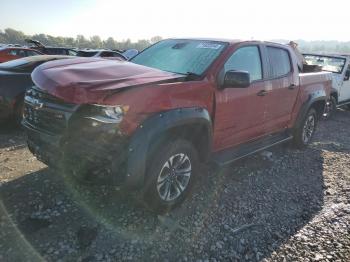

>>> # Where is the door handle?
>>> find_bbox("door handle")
[257,90,268,96]
[288,84,297,90]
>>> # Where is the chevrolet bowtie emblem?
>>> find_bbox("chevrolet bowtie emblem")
[32,98,44,110]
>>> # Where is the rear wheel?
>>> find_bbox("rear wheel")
[293,108,317,149]
[143,139,199,213]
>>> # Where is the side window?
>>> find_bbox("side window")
[17,50,26,57]
[345,64,350,81]
[26,50,40,56]
[267,47,291,78]
[224,46,262,81]
[68,50,77,56]
[8,50,18,56]
[113,52,123,58]
[100,52,113,57]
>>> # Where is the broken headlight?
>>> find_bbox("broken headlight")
[85,104,129,124]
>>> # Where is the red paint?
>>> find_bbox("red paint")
[0,47,43,63]
[31,40,331,152]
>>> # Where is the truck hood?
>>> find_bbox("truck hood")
[31,57,183,104]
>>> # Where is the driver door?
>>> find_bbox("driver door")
[213,45,268,151]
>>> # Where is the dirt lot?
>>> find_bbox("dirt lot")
[0,110,349,262]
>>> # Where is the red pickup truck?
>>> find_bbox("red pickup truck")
[22,39,331,212]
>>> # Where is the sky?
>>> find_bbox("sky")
[1,0,350,41]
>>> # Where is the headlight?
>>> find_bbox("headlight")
[86,105,129,124]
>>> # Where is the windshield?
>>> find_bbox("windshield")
[131,39,227,75]
[304,54,346,74]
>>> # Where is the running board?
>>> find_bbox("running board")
[212,132,293,166]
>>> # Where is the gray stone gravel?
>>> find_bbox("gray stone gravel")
[0,109,350,261]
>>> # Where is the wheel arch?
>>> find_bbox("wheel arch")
[125,107,212,188]
[294,91,327,130]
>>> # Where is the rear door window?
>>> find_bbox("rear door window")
[16,49,26,57]
[26,50,40,56]
[224,46,263,81]
[267,47,291,78]
[8,50,18,56]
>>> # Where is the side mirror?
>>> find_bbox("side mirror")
[222,70,250,88]
[344,69,350,81]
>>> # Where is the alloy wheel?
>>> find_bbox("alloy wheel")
[157,153,192,202]
[302,114,315,144]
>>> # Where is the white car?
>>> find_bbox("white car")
[304,53,350,114]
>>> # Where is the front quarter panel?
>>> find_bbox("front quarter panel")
[102,80,215,188]
[102,80,214,135]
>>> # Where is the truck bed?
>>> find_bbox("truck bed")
[299,71,332,86]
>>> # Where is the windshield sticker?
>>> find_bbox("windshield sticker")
[196,43,222,49]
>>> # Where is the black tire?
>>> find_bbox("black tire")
[143,139,199,213]
[293,108,318,149]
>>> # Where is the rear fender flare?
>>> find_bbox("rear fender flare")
[294,90,326,130]
[125,107,212,188]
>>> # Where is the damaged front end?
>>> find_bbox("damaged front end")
[22,86,131,186]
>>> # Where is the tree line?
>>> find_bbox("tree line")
[2,28,350,53]
[0,28,162,51]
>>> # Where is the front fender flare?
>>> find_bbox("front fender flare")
[124,107,212,188]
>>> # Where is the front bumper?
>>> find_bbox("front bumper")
[23,118,131,186]
[24,121,62,166]
[22,87,138,187]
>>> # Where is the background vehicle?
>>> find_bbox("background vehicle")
[23,39,331,213]
[304,53,350,113]
[0,55,72,121]
[121,48,139,60]
[25,39,78,56]
[76,49,127,60]
[0,46,43,63]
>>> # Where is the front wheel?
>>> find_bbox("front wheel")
[293,108,318,149]
[143,139,199,213]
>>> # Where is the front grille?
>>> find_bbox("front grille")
[23,87,77,134]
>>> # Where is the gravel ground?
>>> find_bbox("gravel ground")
[0,110,349,262]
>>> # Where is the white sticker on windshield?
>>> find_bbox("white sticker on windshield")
[196,43,222,49]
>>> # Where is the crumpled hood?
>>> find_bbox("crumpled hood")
[31,57,183,104]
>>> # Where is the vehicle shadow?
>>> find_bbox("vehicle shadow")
[1,111,349,261]
[0,147,330,261]
[0,120,25,150]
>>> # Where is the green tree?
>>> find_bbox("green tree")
[104,37,116,50]
[76,35,89,48]
[4,28,26,44]
[90,35,102,49]
[150,36,162,44]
